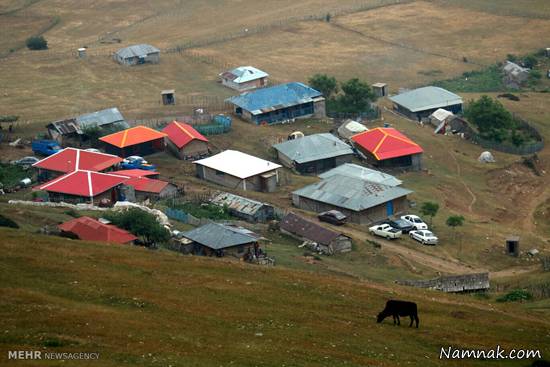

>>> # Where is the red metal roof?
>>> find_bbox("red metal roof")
[351,127,423,160]
[162,121,208,149]
[58,216,137,244]
[99,125,167,148]
[124,176,169,193]
[32,148,123,173]
[36,170,129,197]
[113,169,159,178]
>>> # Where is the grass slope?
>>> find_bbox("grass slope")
[1,228,549,366]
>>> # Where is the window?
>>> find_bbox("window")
[215,170,225,176]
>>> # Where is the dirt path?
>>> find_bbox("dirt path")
[448,149,477,213]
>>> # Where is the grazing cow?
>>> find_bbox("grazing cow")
[377,300,419,328]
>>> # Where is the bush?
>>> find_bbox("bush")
[26,36,48,50]
[0,214,19,229]
[64,209,81,218]
[496,289,533,302]
[103,208,170,245]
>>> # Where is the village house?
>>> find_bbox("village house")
[99,125,167,157]
[272,133,354,175]
[120,176,178,202]
[389,86,463,121]
[280,212,352,254]
[319,163,403,187]
[292,173,412,224]
[351,127,423,170]
[226,82,325,125]
[181,222,263,259]
[58,216,137,245]
[32,148,123,181]
[113,169,159,179]
[503,61,530,89]
[220,66,268,91]
[35,170,130,205]
[337,119,368,141]
[114,44,160,65]
[162,120,209,160]
[46,107,129,145]
[194,150,281,192]
[210,192,275,223]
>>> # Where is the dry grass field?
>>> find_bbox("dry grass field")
[1,228,549,367]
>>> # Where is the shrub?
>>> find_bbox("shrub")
[0,214,19,229]
[64,209,81,218]
[26,36,48,50]
[103,208,170,245]
[496,289,533,302]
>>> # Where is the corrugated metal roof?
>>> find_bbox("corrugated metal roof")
[430,108,454,122]
[222,66,268,83]
[319,163,402,187]
[58,216,137,244]
[226,82,323,115]
[76,107,127,130]
[273,133,353,164]
[351,127,423,161]
[337,120,368,140]
[182,223,259,250]
[293,174,412,212]
[280,212,345,246]
[115,44,160,59]
[389,86,462,112]
[210,192,271,216]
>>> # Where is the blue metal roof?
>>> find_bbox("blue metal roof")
[226,82,323,115]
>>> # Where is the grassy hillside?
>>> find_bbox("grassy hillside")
[0,228,549,367]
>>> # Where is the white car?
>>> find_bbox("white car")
[409,230,438,245]
[400,214,428,230]
[85,148,101,153]
[369,223,402,239]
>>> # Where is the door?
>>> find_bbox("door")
[386,201,394,216]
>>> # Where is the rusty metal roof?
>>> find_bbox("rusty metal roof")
[210,192,272,216]
[280,212,346,246]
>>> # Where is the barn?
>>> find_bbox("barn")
[32,148,123,181]
[292,173,412,224]
[99,125,167,157]
[389,86,463,121]
[114,44,160,65]
[194,150,281,192]
[272,133,353,175]
[280,212,352,254]
[351,127,423,170]
[58,216,137,245]
[181,222,263,259]
[35,170,129,205]
[162,120,209,160]
[220,66,268,91]
[210,192,275,223]
[46,107,128,145]
[226,82,325,125]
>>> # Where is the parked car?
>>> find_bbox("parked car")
[369,223,402,239]
[385,219,415,234]
[120,156,156,171]
[400,214,428,230]
[85,148,101,153]
[10,156,39,168]
[409,230,438,245]
[318,210,347,225]
[31,140,61,156]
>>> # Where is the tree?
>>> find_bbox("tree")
[308,74,338,99]
[26,36,48,50]
[464,95,518,143]
[336,78,377,113]
[446,215,465,239]
[419,202,439,226]
[523,55,537,69]
[103,208,170,245]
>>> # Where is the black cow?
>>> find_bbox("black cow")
[377,300,419,328]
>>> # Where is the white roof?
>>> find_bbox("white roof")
[224,66,268,83]
[430,108,454,122]
[194,150,281,179]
